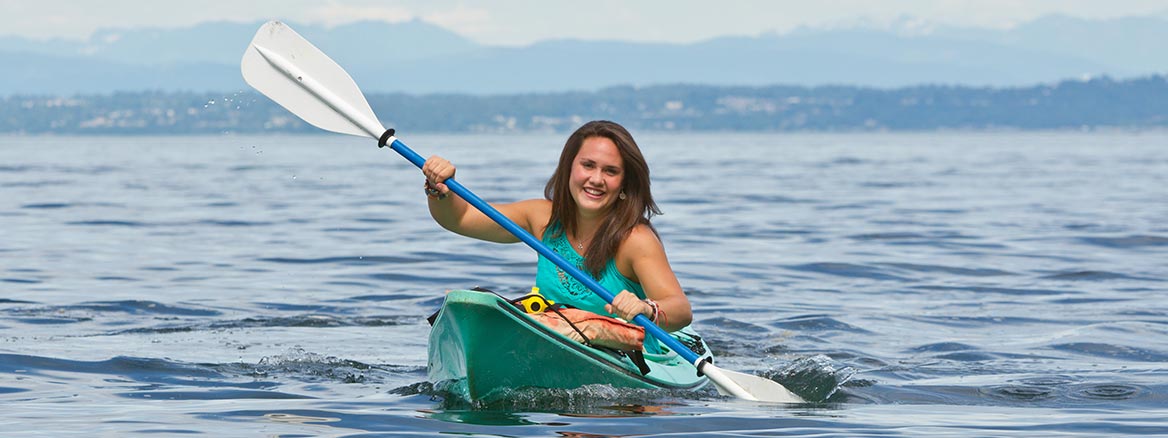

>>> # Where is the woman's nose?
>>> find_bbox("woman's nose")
[592,175,608,186]
[586,169,602,183]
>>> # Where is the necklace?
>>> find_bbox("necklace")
[574,233,591,251]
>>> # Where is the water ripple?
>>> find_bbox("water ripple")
[102,315,418,336]
[1016,375,1082,386]
[1040,270,1154,281]
[73,301,222,316]
[696,316,770,332]
[1068,384,1142,401]
[1079,235,1168,249]
[2,278,42,284]
[984,384,1057,402]
[907,342,979,353]
[912,285,1069,296]
[2,301,220,324]
[66,220,147,227]
[772,315,872,333]
[1049,342,1168,362]
[21,203,72,209]
[879,263,1016,277]
[258,255,425,265]
[117,389,313,400]
[787,263,913,281]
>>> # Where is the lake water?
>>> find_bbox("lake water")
[2,132,1166,436]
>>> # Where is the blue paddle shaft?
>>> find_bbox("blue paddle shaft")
[388,138,702,365]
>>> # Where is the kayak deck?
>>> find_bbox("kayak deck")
[427,289,710,400]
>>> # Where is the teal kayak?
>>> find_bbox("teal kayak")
[428,289,711,400]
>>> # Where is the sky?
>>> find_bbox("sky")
[3,0,1167,45]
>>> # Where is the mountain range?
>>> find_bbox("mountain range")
[2,15,1166,96]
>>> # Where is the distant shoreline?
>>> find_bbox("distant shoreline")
[4,75,1165,134]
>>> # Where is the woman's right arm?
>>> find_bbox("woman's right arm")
[422,155,547,243]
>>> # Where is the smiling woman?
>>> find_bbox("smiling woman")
[421,120,691,333]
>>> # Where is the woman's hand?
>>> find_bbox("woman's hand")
[605,290,654,322]
[422,155,455,196]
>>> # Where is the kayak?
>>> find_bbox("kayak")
[427,289,711,400]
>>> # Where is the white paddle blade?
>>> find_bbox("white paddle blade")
[702,363,804,403]
[241,21,383,138]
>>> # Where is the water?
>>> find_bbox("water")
[2,132,1167,436]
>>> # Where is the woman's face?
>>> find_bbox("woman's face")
[569,136,625,218]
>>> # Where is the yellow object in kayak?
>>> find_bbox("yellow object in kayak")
[514,287,554,314]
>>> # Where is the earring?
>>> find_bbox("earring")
[619,191,627,200]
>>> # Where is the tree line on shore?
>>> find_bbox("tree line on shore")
[2,75,1165,135]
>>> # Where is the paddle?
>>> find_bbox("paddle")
[241,20,803,403]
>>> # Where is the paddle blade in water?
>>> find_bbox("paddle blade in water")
[241,21,383,138]
[703,363,804,403]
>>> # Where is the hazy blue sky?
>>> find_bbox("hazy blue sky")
[3,0,1166,45]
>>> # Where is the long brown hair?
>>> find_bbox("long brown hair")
[544,120,662,277]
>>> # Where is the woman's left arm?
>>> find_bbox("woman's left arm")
[610,225,693,331]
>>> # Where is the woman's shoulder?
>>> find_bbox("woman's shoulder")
[509,198,552,234]
[517,198,552,221]
[614,222,665,281]
[620,223,664,255]
[512,198,552,211]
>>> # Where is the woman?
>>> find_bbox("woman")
[421,120,692,336]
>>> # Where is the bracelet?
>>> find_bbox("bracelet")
[424,180,448,200]
[644,298,660,323]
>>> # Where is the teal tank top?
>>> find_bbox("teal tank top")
[534,222,646,315]
[535,222,670,352]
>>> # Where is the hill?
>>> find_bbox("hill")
[0,16,1166,95]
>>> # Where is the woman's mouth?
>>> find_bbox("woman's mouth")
[582,187,605,199]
